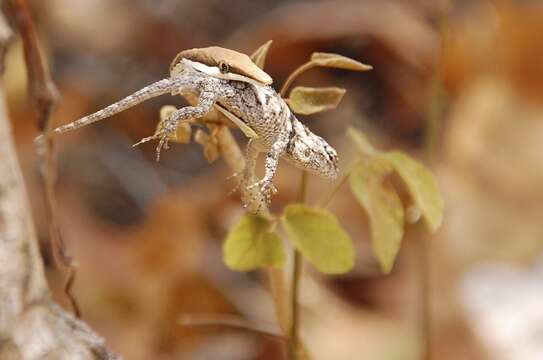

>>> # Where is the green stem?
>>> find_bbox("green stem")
[318,160,357,208]
[288,171,308,359]
[418,7,449,359]
[288,250,302,359]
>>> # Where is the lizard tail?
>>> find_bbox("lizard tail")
[52,78,175,134]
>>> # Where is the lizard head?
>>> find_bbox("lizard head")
[287,121,339,179]
[170,46,273,86]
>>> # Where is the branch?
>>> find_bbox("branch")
[0,6,120,360]
[5,0,80,317]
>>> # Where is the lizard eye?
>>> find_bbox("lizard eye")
[218,61,230,74]
[304,149,312,158]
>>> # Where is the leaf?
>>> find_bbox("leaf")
[281,204,354,274]
[194,129,220,163]
[311,52,372,72]
[349,159,404,273]
[287,86,346,115]
[223,214,286,271]
[250,40,273,69]
[347,127,377,156]
[381,152,444,232]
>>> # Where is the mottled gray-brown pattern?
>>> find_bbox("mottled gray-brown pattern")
[49,52,339,209]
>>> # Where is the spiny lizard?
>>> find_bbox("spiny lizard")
[47,46,339,207]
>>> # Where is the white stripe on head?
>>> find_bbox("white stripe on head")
[184,59,268,87]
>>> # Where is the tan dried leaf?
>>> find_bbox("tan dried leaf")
[287,86,346,115]
[250,40,273,69]
[311,52,372,71]
[195,129,220,163]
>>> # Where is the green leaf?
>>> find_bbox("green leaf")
[287,86,346,115]
[311,52,372,72]
[250,40,273,69]
[381,152,444,232]
[281,204,354,274]
[349,159,404,273]
[223,214,286,271]
[347,127,377,156]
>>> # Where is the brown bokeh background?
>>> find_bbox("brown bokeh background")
[5,0,543,359]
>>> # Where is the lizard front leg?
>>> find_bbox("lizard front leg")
[155,89,218,160]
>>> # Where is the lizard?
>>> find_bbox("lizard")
[46,46,339,207]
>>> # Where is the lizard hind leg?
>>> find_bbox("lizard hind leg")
[245,140,286,208]
[241,140,285,211]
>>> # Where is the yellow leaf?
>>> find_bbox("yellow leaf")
[223,214,286,271]
[287,86,346,115]
[347,127,377,156]
[194,128,209,145]
[311,52,372,72]
[250,40,273,69]
[203,142,220,163]
[194,129,220,163]
[381,152,444,232]
[350,159,404,273]
[281,204,354,274]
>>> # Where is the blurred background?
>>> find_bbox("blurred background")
[4,0,543,359]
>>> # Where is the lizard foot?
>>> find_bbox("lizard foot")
[132,121,178,162]
[247,179,277,205]
[227,172,243,196]
[156,121,179,161]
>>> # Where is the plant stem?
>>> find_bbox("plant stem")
[280,62,315,97]
[318,160,357,208]
[288,171,308,359]
[416,231,431,360]
[418,6,448,359]
[288,250,302,359]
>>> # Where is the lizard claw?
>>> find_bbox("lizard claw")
[247,179,276,205]
[226,172,243,196]
[133,120,178,162]
[226,172,241,181]
[132,135,157,148]
[154,121,177,161]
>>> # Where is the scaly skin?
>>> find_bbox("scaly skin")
[50,59,339,209]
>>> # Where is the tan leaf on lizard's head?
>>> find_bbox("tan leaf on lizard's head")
[170,46,273,85]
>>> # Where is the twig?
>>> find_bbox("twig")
[213,120,290,338]
[318,160,357,208]
[5,0,80,317]
[5,0,58,129]
[280,62,315,97]
[287,171,308,360]
[279,57,319,360]
[0,7,13,74]
[418,4,449,359]
[0,10,119,357]
[288,250,302,359]
[179,313,284,341]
